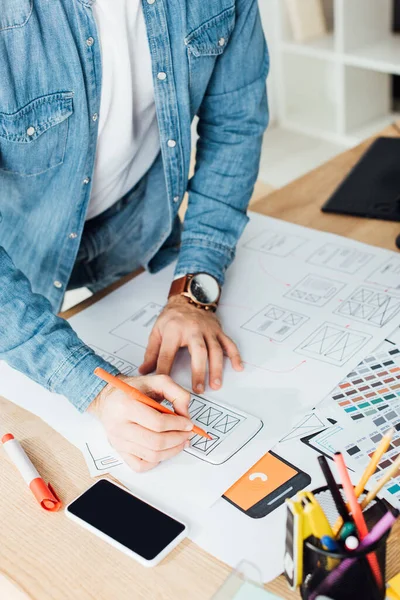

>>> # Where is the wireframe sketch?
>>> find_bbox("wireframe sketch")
[285,275,345,307]
[241,303,309,342]
[279,412,326,443]
[366,257,400,290]
[110,302,163,348]
[89,344,137,375]
[185,395,263,465]
[85,442,123,472]
[307,243,372,274]
[295,322,372,366]
[334,286,400,328]
[244,229,306,257]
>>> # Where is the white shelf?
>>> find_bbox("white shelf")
[344,36,400,75]
[274,0,400,147]
[346,113,400,145]
[281,34,335,60]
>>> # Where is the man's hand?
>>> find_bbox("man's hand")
[139,296,243,393]
[88,374,192,473]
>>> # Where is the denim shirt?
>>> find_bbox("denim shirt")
[0,0,269,411]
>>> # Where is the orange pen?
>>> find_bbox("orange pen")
[94,367,212,440]
[333,452,383,589]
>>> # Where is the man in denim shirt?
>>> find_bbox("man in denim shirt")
[0,0,268,471]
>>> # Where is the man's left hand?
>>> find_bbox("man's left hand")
[139,296,243,393]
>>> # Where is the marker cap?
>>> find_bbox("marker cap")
[29,478,62,512]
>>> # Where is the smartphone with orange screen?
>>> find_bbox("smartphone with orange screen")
[223,451,311,518]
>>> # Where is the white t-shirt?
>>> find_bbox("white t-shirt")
[87,0,160,220]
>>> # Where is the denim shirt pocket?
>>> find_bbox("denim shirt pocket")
[185,6,235,57]
[185,6,235,114]
[0,92,73,176]
[0,0,32,31]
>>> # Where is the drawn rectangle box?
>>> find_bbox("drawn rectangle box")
[89,344,137,376]
[241,304,308,342]
[285,274,345,307]
[366,257,400,291]
[307,243,372,274]
[295,322,372,366]
[244,229,306,257]
[334,286,400,328]
[110,302,163,348]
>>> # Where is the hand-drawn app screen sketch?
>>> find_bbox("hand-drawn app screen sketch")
[285,275,345,307]
[244,230,306,257]
[110,303,163,349]
[334,287,400,328]
[307,243,372,274]
[185,395,263,465]
[241,304,309,342]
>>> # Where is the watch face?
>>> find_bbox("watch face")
[189,273,220,305]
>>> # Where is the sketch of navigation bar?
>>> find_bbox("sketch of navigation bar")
[244,229,306,257]
[295,322,372,366]
[241,304,308,342]
[285,275,345,307]
[110,302,163,348]
[366,257,400,290]
[334,286,400,328]
[89,344,138,376]
[307,243,372,274]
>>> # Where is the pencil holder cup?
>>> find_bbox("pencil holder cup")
[299,485,391,600]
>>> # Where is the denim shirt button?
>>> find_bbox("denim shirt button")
[218,38,226,47]
[167,139,176,148]
[173,196,180,203]
[53,280,62,289]
[157,72,167,81]
[147,0,156,4]
[86,37,94,47]
[92,113,98,122]
[27,126,35,136]
[69,232,78,239]
[83,177,90,185]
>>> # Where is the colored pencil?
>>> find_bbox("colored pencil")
[361,454,400,510]
[333,452,383,589]
[332,428,394,535]
[94,368,211,440]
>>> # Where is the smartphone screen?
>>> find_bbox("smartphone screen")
[223,451,311,517]
[67,480,186,561]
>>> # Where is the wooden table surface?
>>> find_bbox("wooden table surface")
[2,124,400,600]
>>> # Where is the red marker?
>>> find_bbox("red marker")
[2,434,61,512]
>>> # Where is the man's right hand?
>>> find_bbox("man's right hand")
[87,374,193,473]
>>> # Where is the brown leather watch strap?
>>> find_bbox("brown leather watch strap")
[168,275,190,299]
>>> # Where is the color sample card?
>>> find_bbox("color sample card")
[318,403,400,508]
[320,340,400,422]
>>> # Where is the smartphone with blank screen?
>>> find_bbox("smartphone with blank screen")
[65,479,187,567]
[222,451,311,518]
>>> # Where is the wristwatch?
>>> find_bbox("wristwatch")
[168,273,221,311]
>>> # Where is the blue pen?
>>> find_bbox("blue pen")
[321,535,339,552]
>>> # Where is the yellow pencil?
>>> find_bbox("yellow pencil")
[332,428,394,536]
[361,454,400,510]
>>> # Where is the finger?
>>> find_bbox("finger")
[143,374,191,419]
[218,333,243,371]
[156,335,181,376]
[118,451,157,473]
[112,421,192,450]
[206,336,224,390]
[123,395,193,432]
[117,438,189,464]
[139,328,162,374]
[188,335,208,394]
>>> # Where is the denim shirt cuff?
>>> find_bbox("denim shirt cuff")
[48,345,120,413]
[174,238,235,285]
